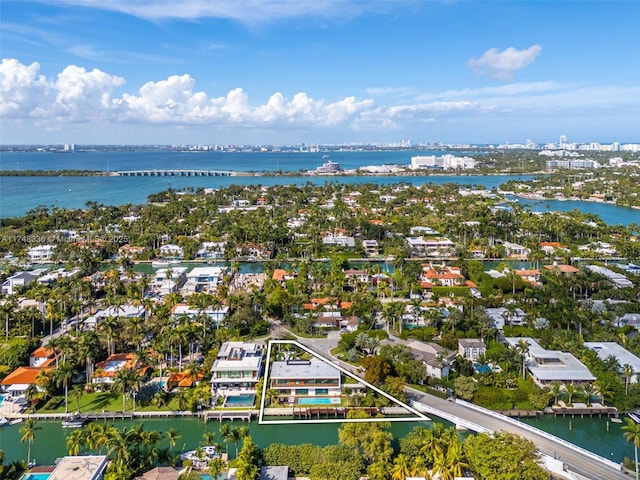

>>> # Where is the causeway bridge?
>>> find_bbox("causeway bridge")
[291,335,626,480]
[112,169,234,177]
[407,388,625,480]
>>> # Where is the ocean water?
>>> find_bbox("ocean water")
[0,150,636,225]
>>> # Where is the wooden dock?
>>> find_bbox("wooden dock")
[550,405,618,418]
[499,409,542,418]
[203,410,254,423]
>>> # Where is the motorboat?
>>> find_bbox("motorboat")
[62,413,89,428]
[0,417,9,427]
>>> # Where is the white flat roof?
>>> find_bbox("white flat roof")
[585,342,640,373]
[270,360,340,379]
[213,356,262,371]
[48,455,108,480]
[506,337,595,382]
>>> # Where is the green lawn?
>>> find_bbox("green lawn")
[37,392,187,414]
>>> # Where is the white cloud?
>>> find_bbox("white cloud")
[2,58,639,142]
[0,58,49,117]
[48,0,371,23]
[468,45,542,80]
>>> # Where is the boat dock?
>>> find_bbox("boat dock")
[203,410,254,423]
[112,169,234,177]
[499,409,543,418]
[549,404,618,418]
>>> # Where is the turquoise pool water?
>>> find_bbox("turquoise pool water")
[298,397,341,405]
[474,363,492,374]
[0,395,5,404]
[223,394,255,407]
[20,474,51,480]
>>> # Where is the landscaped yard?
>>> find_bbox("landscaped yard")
[37,391,187,414]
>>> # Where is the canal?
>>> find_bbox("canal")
[0,414,633,467]
[0,417,432,465]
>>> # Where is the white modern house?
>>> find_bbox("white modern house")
[210,342,263,394]
[27,244,56,262]
[269,359,342,402]
[171,303,230,327]
[506,337,596,387]
[585,342,640,383]
[183,266,228,293]
[152,267,187,295]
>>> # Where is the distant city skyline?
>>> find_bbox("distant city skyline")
[1,1,639,145]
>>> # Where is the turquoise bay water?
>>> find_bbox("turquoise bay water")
[0,417,431,465]
[520,415,633,463]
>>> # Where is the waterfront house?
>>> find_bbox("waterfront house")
[505,337,595,387]
[584,342,640,383]
[420,263,465,287]
[0,366,50,396]
[151,267,187,295]
[92,353,150,385]
[322,233,356,248]
[210,341,263,394]
[269,359,341,402]
[514,269,542,286]
[1,271,39,295]
[48,455,108,480]
[272,268,297,285]
[500,241,530,258]
[405,236,456,258]
[183,266,228,293]
[27,244,55,262]
[260,466,289,480]
[458,339,487,361]
[135,467,181,480]
[361,239,379,256]
[195,241,226,259]
[585,265,633,288]
[118,244,147,259]
[159,244,184,258]
[616,313,640,330]
[165,370,205,390]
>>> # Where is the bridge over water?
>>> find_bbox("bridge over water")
[112,169,234,177]
[407,388,624,480]
[294,336,625,480]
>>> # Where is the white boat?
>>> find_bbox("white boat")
[180,445,219,469]
[0,417,9,427]
[151,259,181,268]
[62,413,89,428]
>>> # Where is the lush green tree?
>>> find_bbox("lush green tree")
[454,376,478,401]
[623,418,640,480]
[464,432,548,480]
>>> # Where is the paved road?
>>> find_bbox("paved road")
[408,388,627,480]
[269,324,627,480]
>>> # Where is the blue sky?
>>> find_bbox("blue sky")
[1,0,639,145]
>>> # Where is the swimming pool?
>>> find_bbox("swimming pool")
[223,394,255,408]
[297,397,341,405]
[20,474,51,480]
[474,363,492,374]
[0,394,4,405]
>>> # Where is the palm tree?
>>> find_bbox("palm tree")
[166,428,181,456]
[66,428,86,455]
[581,384,596,407]
[516,338,530,379]
[390,453,411,480]
[219,422,231,455]
[623,418,640,480]
[623,364,635,395]
[111,368,139,412]
[550,382,563,406]
[54,360,77,414]
[228,427,242,459]
[202,431,216,447]
[564,384,577,406]
[20,418,39,465]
